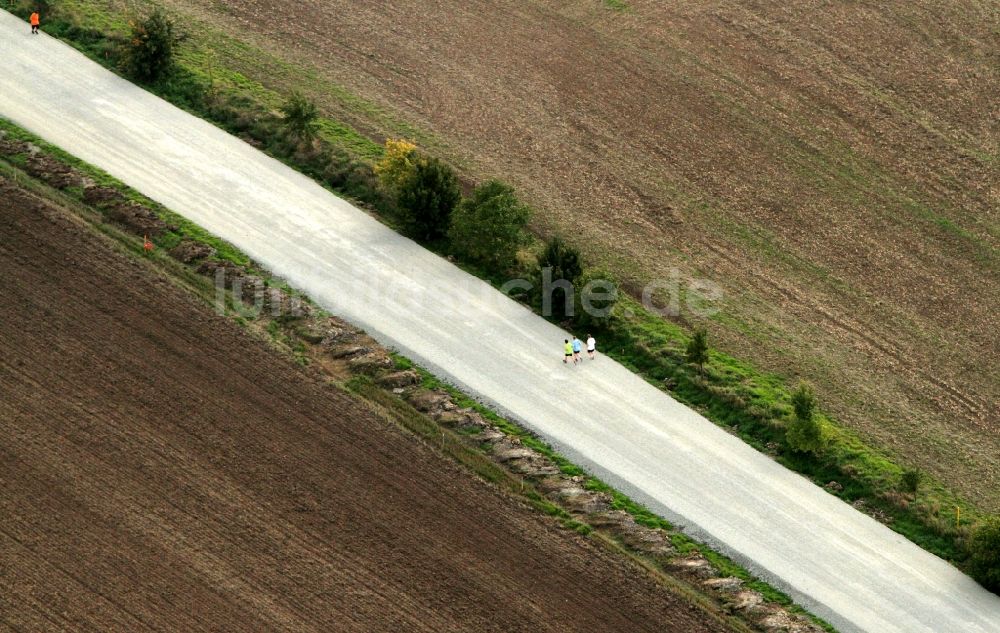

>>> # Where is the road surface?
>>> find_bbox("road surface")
[1,10,998,633]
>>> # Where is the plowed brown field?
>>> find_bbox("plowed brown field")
[153,0,999,509]
[0,180,733,633]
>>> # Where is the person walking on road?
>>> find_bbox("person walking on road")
[586,334,597,360]
[563,339,573,364]
[571,336,583,364]
[30,11,40,35]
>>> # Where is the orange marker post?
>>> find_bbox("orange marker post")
[143,234,154,253]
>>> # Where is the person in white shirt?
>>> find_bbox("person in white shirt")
[586,334,597,360]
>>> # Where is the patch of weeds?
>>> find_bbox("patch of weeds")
[391,353,414,371]
[266,319,281,338]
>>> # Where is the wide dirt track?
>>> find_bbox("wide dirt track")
[152,0,1000,509]
[0,181,730,633]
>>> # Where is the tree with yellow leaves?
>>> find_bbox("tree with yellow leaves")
[374,139,418,193]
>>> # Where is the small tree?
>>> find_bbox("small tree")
[449,180,531,272]
[374,139,418,193]
[791,382,816,422]
[786,382,825,454]
[685,328,709,371]
[538,237,583,285]
[535,237,583,320]
[901,468,923,495]
[575,268,619,328]
[967,518,1000,593]
[397,157,461,242]
[280,92,319,142]
[120,9,183,83]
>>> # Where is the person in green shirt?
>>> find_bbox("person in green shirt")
[563,339,573,364]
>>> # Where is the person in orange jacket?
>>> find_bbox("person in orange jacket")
[30,11,40,35]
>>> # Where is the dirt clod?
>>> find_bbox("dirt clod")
[407,390,451,413]
[347,352,393,375]
[24,154,80,189]
[82,185,125,207]
[668,555,717,579]
[107,201,172,236]
[169,240,216,263]
[732,591,765,612]
[702,577,744,593]
[0,138,31,156]
[328,344,368,359]
[377,370,421,389]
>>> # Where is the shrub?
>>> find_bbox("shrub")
[120,9,183,83]
[397,157,461,241]
[791,381,816,422]
[16,0,53,17]
[901,468,923,494]
[280,92,319,142]
[449,180,531,272]
[967,518,1000,593]
[538,236,583,284]
[786,382,825,454]
[574,268,619,328]
[374,139,418,193]
[535,236,583,320]
[32,0,53,14]
[685,328,709,371]
[323,151,381,202]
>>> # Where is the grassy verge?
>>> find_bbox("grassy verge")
[8,0,993,591]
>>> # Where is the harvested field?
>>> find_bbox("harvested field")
[0,180,733,633]
[149,0,1000,509]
